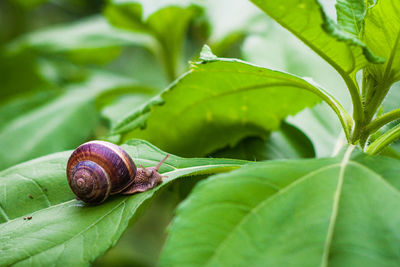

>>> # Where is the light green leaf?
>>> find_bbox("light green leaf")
[325,0,383,63]
[0,139,245,266]
[250,0,378,77]
[112,55,351,157]
[7,15,155,65]
[7,15,152,50]
[383,83,400,112]
[98,86,155,128]
[249,0,383,124]
[212,122,315,160]
[381,140,400,160]
[0,90,60,130]
[161,147,400,266]
[364,0,400,86]
[104,1,205,80]
[288,103,346,157]
[199,45,217,61]
[0,72,135,170]
[367,123,400,155]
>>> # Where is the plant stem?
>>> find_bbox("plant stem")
[299,81,353,142]
[366,124,400,155]
[365,109,400,134]
[364,82,391,123]
[343,75,364,143]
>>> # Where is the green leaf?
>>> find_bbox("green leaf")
[212,122,315,160]
[383,83,400,112]
[364,0,400,86]
[367,123,400,155]
[98,86,155,128]
[10,0,48,9]
[0,50,50,102]
[381,140,400,160]
[0,72,134,170]
[325,0,383,63]
[0,139,245,266]
[249,0,381,125]
[104,1,205,80]
[199,45,217,61]
[7,15,155,65]
[288,103,346,157]
[0,90,60,130]
[250,0,378,77]
[112,55,351,157]
[161,146,400,266]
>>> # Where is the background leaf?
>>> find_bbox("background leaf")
[0,72,135,170]
[0,139,245,266]
[212,122,315,160]
[105,1,206,81]
[7,15,156,65]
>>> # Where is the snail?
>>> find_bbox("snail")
[66,140,169,204]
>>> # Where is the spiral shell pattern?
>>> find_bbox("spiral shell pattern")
[66,141,137,204]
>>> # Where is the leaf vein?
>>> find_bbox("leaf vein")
[8,199,126,265]
[204,163,341,265]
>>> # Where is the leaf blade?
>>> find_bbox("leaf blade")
[0,139,245,266]
[112,55,351,156]
[160,150,400,266]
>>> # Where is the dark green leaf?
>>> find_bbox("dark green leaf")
[212,122,315,160]
[0,50,49,102]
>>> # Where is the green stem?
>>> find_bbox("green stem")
[364,82,391,123]
[307,85,354,142]
[365,109,400,134]
[342,75,364,143]
[364,31,400,123]
[366,124,400,155]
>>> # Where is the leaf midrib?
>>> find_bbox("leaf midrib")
[320,145,354,266]
[203,163,341,266]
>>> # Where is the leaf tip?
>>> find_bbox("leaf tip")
[199,45,217,62]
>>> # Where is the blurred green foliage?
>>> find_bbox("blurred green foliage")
[0,1,345,265]
[2,0,398,266]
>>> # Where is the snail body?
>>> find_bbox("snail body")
[67,141,169,204]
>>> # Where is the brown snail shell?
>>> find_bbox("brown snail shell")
[66,140,169,204]
[67,141,137,204]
